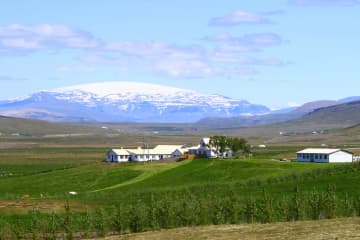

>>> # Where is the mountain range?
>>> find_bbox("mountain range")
[0,81,358,124]
[0,82,269,123]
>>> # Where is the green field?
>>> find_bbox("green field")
[0,146,359,204]
[0,146,360,238]
[0,147,334,201]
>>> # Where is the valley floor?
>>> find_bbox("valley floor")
[93,217,360,240]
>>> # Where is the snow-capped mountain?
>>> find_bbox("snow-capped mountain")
[0,82,270,122]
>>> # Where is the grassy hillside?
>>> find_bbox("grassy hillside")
[197,100,339,128]
[0,115,99,137]
[278,100,360,130]
[221,101,360,144]
[0,147,358,204]
[1,147,360,238]
[0,117,203,148]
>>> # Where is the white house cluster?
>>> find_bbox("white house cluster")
[106,137,232,163]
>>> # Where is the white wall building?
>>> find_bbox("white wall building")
[297,148,353,163]
[106,149,131,162]
[188,137,232,158]
[106,145,185,163]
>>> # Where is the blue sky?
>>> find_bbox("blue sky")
[0,0,359,109]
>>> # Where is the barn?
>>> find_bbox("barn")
[296,148,353,163]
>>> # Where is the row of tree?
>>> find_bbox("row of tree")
[209,136,251,155]
[1,186,360,239]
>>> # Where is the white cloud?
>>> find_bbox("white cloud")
[151,58,256,78]
[209,10,272,26]
[78,53,129,65]
[204,33,282,52]
[55,65,71,72]
[287,101,302,107]
[289,0,359,6]
[0,75,27,81]
[1,38,42,49]
[210,51,254,63]
[55,65,96,72]
[152,59,216,78]
[104,41,204,61]
[0,24,100,51]
[102,39,285,78]
[0,24,287,79]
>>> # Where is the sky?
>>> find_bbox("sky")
[0,0,359,109]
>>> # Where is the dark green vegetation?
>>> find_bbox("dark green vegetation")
[209,135,250,154]
[0,146,360,238]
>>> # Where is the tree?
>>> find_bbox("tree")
[210,136,251,157]
[209,136,227,154]
[227,137,251,154]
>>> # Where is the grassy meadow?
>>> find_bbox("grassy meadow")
[0,145,360,238]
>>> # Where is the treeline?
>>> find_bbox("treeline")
[209,136,251,155]
[1,186,360,239]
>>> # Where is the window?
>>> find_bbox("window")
[324,155,328,159]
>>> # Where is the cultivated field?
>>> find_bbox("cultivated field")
[0,145,360,238]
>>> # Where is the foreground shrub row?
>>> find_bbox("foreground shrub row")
[1,185,360,239]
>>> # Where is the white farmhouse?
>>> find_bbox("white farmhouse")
[106,148,130,162]
[188,137,232,158]
[106,145,186,163]
[188,138,217,158]
[297,148,353,163]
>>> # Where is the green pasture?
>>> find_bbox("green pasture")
[0,146,360,238]
[0,146,358,205]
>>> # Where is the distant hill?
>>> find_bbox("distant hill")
[0,115,100,137]
[290,100,338,114]
[198,97,360,128]
[334,123,360,136]
[221,101,360,142]
[339,96,360,103]
[197,100,340,127]
[264,100,360,134]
